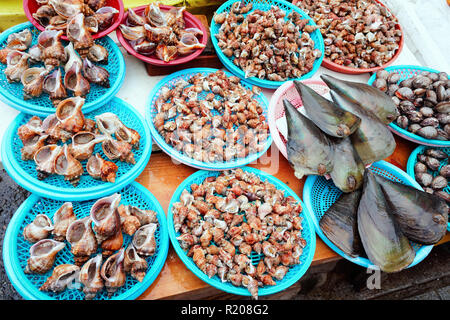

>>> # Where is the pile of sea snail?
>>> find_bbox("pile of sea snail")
[414,148,450,202]
[22,194,159,299]
[17,97,140,186]
[294,0,402,69]
[372,70,450,140]
[0,25,111,105]
[214,2,322,81]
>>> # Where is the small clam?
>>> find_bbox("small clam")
[425,149,447,159]
[414,162,427,175]
[431,176,448,190]
[416,126,438,139]
[415,172,433,187]
[439,165,450,178]
[425,156,441,171]
[435,190,450,203]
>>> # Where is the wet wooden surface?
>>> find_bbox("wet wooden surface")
[134,137,449,300]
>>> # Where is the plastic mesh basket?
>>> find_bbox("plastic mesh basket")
[1,97,152,201]
[0,22,126,117]
[303,160,434,269]
[145,67,273,171]
[268,79,330,159]
[167,167,316,297]
[406,146,450,231]
[2,182,169,300]
[210,0,324,89]
[368,65,450,147]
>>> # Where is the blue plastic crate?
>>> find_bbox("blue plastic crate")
[146,67,273,171]
[303,160,434,269]
[210,0,324,89]
[1,97,152,201]
[167,167,316,297]
[2,182,169,300]
[0,22,125,116]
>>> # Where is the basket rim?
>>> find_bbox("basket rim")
[145,67,273,171]
[1,96,152,201]
[2,181,169,300]
[0,22,126,117]
[116,4,207,66]
[295,0,404,74]
[367,64,450,147]
[267,79,330,160]
[210,0,325,89]
[406,145,450,232]
[23,0,125,41]
[302,160,434,269]
[167,166,317,297]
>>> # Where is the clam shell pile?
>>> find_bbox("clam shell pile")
[372,70,450,140]
[17,97,140,186]
[32,0,119,38]
[294,0,402,69]
[172,168,306,299]
[153,70,269,163]
[22,193,159,299]
[119,2,205,62]
[214,2,322,81]
[0,26,111,105]
[414,148,450,202]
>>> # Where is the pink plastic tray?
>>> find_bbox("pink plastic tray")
[116,5,207,66]
[268,79,330,159]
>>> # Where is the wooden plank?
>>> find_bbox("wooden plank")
[135,137,449,300]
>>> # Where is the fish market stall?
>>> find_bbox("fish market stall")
[0,0,449,301]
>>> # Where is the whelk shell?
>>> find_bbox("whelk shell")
[23,214,54,243]
[66,216,98,266]
[79,253,104,300]
[86,153,118,183]
[54,144,84,185]
[43,68,67,105]
[25,239,65,274]
[132,223,158,256]
[52,202,77,241]
[40,264,80,292]
[90,193,121,243]
[100,248,126,297]
[124,243,148,282]
[21,67,48,100]
[82,57,110,88]
[64,60,91,96]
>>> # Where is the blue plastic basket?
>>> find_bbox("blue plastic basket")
[210,0,324,89]
[145,67,273,171]
[303,160,434,270]
[167,167,316,298]
[406,145,450,231]
[0,22,126,117]
[1,97,152,201]
[367,65,450,147]
[2,181,169,300]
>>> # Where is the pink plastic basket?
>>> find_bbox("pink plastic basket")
[268,79,330,159]
[116,5,207,66]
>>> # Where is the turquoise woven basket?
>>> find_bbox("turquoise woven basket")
[0,22,125,116]
[406,145,450,231]
[210,0,324,89]
[167,167,316,298]
[303,161,434,270]
[146,67,273,171]
[1,97,152,201]
[367,65,450,147]
[2,182,169,300]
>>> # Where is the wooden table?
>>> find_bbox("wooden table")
[134,135,450,299]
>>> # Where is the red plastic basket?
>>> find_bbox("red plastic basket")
[116,5,207,67]
[294,0,404,75]
[23,0,124,41]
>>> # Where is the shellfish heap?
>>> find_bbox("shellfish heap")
[153,70,269,163]
[293,0,402,69]
[119,2,205,62]
[22,193,160,299]
[32,0,119,39]
[214,3,322,81]
[0,25,111,105]
[17,97,140,186]
[372,69,450,141]
[172,168,306,300]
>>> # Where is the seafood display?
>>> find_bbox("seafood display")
[31,0,119,38]
[213,3,322,81]
[0,26,112,106]
[22,194,160,299]
[412,148,450,204]
[152,70,269,164]
[293,0,402,69]
[285,75,396,192]
[16,98,140,186]
[119,2,205,62]
[320,169,448,272]
[172,168,307,299]
[372,69,450,140]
